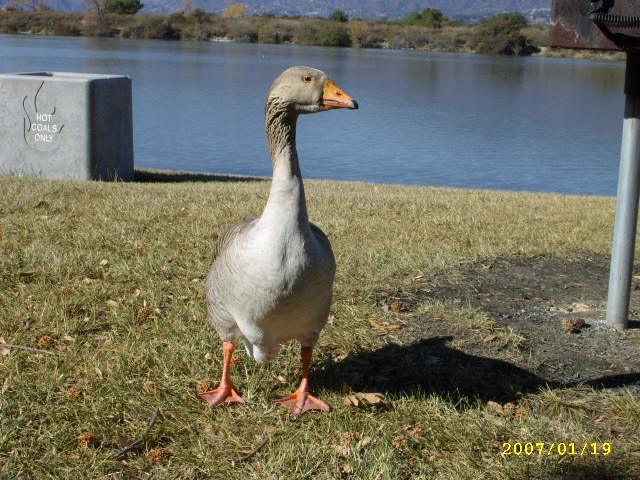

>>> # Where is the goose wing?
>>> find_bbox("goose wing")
[213,218,256,261]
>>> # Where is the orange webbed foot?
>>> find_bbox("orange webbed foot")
[198,385,246,407]
[275,391,330,415]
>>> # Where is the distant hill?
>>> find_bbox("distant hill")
[32,0,552,22]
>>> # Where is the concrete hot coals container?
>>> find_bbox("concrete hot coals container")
[0,72,134,181]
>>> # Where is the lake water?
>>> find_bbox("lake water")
[0,34,628,196]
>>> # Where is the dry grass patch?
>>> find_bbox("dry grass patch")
[1,171,638,479]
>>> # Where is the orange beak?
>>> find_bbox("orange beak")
[322,79,358,110]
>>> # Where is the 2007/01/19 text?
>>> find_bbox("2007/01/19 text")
[502,442,611,456]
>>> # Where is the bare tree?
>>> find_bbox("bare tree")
[84,0,109,35]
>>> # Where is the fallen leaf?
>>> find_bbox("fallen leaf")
[106,300,119,308]
[86,269,99,279]
[66,386,83,399]
[19,270,36,277]
[76,432,96,448]
[392,436,408,448]
[339,464,354,475]
[342,382,352,394]
[368,319,403,331]
[344,395,359,407]
[37,335,53,349]
[344,392,385,408]
[404,425,426,437]
[483,335,497,343]
[389,301,403,313]
[356,436,373,449]
[94,367,103,379]
[99,259,109,267]
[569,302,591,313]
[143,381,159,393]
[368,319,386,329]
[574,318,587,329]
[63,335,76,343]
[563,318,583,333]
[196,379,215,393]
[149,447,169,463]
[503,402,518,414]
[425,454,451,462]
[0,337,9,357]
[486,401,505,415]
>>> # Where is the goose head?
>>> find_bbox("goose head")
[267,66,358,115]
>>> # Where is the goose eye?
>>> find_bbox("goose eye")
[303,75,313,83]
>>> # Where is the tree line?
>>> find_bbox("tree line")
[0,3,547,56]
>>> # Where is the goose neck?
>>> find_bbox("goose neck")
[263,99,309,226]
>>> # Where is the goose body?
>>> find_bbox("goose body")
[199,66,357,414]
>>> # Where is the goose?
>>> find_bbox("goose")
[198,66,358,414]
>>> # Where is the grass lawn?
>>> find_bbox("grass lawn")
[1,170,638,479]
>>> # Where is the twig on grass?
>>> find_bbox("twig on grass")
[113,407,160,459]
[0,343,55,355]
[231,433,279,465]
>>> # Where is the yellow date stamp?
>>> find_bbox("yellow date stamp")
[502,442,611,456]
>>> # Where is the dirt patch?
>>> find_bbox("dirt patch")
[338,252,640,402]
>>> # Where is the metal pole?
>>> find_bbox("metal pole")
[606,52,640,331]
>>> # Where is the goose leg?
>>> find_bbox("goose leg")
[198,341,246,406]
[275,346,330,415]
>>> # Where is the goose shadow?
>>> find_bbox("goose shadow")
[314,336,640,404]
[134,168,266,184]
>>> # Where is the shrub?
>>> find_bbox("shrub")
[0,11,30,33]
[180,23,215,41]
[480,12,528,36]
[293,21,317,45]
[315,22,350,47]
[328,10,348,23]
[472,12,537,55]
[105,0,143,15]
[403,8,449,28]
[121,14,178,39]
[472,30,535,55]
[349,20,374,48]
[258,22,289,44]
[227,20,257,43]
[52,18,81,36]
